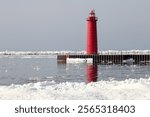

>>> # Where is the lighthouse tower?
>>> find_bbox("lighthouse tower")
[86,10,98,55]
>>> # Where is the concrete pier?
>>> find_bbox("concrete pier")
[57,54,150,65]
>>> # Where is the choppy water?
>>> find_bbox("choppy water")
[0,55,150,99]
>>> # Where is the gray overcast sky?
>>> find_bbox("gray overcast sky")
[0,0,150,51]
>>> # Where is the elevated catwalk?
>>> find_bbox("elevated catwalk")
[57,54,150,65]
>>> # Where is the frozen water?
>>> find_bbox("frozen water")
[0,78,150,100]
[1,50,150,55]
[0,52,150,99]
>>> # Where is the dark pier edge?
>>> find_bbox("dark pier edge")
[57,54,150,65]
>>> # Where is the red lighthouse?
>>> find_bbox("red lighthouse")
[86,10,98,55]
